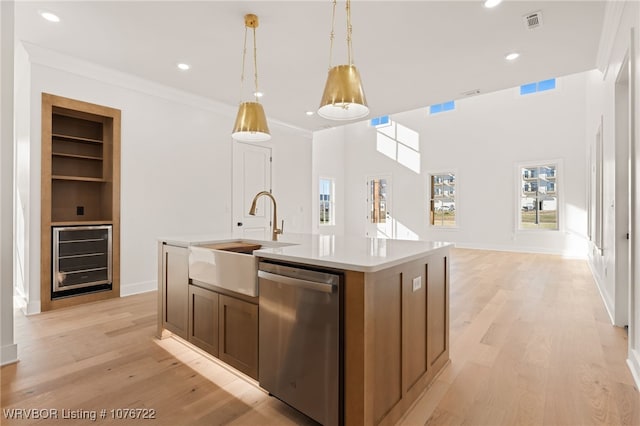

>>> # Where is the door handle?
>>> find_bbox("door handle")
[258,271,336,293]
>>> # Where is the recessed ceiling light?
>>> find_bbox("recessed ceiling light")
[39,11,60,22]
[254,91,264,98]
[505,52,520,61]
[484,0,503,8]
[177,63,190,71]
[306,111,315,116]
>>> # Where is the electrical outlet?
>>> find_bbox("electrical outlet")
[76,206,84,216]
[412,276,422,292]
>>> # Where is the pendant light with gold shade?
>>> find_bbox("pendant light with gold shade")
[318,0,369,120]
[232,14,271,142]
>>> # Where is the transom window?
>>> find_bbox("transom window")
[429,101,455,115]
[370,115,390,127]
[519,163,558,230]
[520,78,556,95]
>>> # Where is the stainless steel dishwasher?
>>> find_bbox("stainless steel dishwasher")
[258,261,341,426]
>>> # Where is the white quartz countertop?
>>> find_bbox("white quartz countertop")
[160,233,452,273]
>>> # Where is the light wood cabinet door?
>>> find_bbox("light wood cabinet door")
[219,294,258,379]
[427,254,449,369]
[161,244,189,339]
[188,285,219,356]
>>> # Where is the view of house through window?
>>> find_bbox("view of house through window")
[429,173,456,227]
[319,178,335,225]
[369,178,388,224]
[520,164,558,230]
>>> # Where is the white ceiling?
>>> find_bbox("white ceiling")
[14,1,606,132]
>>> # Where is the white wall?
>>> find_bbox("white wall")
[324,72,588,257]
[14,42,31,313]
[586,0,640,388]
[586,4,636,329]
[311,127,346,235]
[15,43,311,313]
[272,127,313,235]
[1,0,18,366]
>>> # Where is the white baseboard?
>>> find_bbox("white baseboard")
[121,280,156,297]
[1,343,18,366]
[627,349,640,391]
[14,282,154,313]
[453,242,587,259]
[586,259,616,325]
[14,294,41,316]
[13,294,25,311]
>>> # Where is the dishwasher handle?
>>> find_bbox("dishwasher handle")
[258,270,336,293]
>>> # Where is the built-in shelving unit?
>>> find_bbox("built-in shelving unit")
[41,93,121,311]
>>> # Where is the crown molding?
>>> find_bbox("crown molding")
[595,1,627,79]
[20,42,312,139]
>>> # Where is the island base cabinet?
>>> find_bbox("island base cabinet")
[178,283,258,380]
[219,295,258,380]
[188,285,219,357]
[344,249,450,426]
[159,244,189,339]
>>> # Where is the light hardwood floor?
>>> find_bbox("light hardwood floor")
[401,249,640,426]
[2,248,639,425]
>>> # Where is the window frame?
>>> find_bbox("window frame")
[429,100,456,115]
[519,78,558,96]
[516,159,562,232]
[319,177,336,227]
[428,170,458,229]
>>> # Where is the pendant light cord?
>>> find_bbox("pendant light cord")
[328,0,337,70]
[346,0,353,66]
[327,0,354,68]
[253,26,259,101]
[240,21,260,102]
[240,26,248,103]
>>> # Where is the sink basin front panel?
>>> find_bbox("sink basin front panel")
[188,246,258,297]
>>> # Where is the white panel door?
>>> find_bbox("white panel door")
[232,142,272,239]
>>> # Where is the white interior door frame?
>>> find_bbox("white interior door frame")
[628,27,637,355]
[615,51,630,327]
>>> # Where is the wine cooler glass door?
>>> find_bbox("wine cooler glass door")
[53,226,112,292]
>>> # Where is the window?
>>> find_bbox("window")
[370,115,390,127]
[520,78,556,95]
[429,101,455,115]
[319,178,335,226]
[429,173,456,227]
[519,163,558,230]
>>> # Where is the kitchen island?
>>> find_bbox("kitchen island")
[157,233,451,425]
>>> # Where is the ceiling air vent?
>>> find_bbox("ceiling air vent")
[523,11,543,30]
[462,89,481,97]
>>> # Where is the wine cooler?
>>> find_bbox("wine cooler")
[52,225,112,296]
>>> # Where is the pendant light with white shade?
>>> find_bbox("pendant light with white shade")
[318,0,369,121]
[232,14,271,142]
